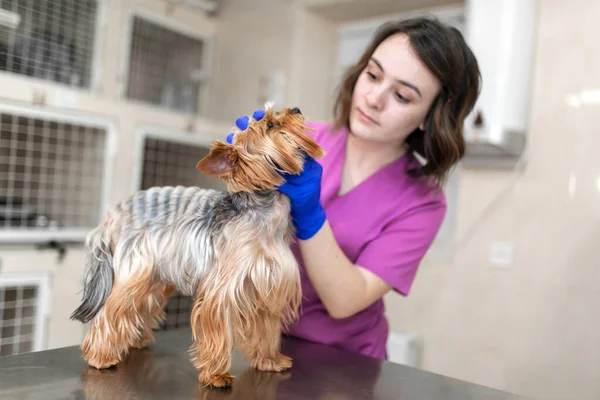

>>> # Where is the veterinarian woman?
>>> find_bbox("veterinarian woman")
[226,17,480,360]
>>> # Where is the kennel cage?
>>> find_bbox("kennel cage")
[136,130,224,330]
[124,11,211,115]
[0,0,98,88]
[0,105,113,243]
[0,273,50,357]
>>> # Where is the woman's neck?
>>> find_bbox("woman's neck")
[338,132,406,195]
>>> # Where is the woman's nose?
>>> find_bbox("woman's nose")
[366,89,385,110]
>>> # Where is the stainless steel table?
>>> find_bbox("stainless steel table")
[0,328,531,399]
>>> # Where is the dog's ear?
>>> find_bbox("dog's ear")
[196,141,238,177]
[287,122,326,160]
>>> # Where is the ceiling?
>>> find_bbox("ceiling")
[301,0,464,22]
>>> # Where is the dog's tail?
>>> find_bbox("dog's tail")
[70,225,114,323]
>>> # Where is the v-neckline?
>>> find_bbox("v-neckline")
[333,129,408,199]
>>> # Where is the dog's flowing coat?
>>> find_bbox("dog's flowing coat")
[70,105,325,388]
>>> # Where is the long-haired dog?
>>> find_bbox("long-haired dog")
[70,104,325,388]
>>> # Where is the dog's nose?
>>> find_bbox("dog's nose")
[291,107,302,115]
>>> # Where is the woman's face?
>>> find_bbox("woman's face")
[349,33,442,145]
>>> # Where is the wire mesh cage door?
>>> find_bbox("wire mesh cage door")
[0,0,98,88]
[138,132,225,330]
[0,106,112,243]
[125,13,209,115]
[0,274,50,357]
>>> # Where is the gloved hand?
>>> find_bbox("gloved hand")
[226,109,326,240]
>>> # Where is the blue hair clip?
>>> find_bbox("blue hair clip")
[235,116,249,130]
[227,109,266,144]
[226,132,235,144]
[253,109,265,120]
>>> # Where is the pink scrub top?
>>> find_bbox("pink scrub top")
[286,120,447,360]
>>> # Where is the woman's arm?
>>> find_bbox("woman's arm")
[298,193,446,319]
[298,220,392,319]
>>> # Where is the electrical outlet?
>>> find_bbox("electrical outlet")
[490,242,514,268]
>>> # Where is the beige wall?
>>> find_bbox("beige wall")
[384,1,600,400]
[286,4,339,122]
[208,1,295,121]
[210,0,338,123]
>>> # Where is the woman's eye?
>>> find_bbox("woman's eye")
[367,71,377,80]
[396,93,409,103]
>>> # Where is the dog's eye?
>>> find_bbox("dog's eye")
[267,121,275,129]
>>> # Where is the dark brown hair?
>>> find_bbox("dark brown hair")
[333,17,481,186]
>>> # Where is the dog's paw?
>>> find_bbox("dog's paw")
[200,373,235,388]
[82,344,126,370]
[85,355,121,370]
[251,353,292,372]
[131,334,154,350]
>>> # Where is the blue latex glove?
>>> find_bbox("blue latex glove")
[226,109,326,240]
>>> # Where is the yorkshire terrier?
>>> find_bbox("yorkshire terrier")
[70,104,325,388]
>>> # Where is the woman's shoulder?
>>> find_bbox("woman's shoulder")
[369,163,448,244]
[406,173,447,209]
[399,173,447,222]
[387,156,447,212]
